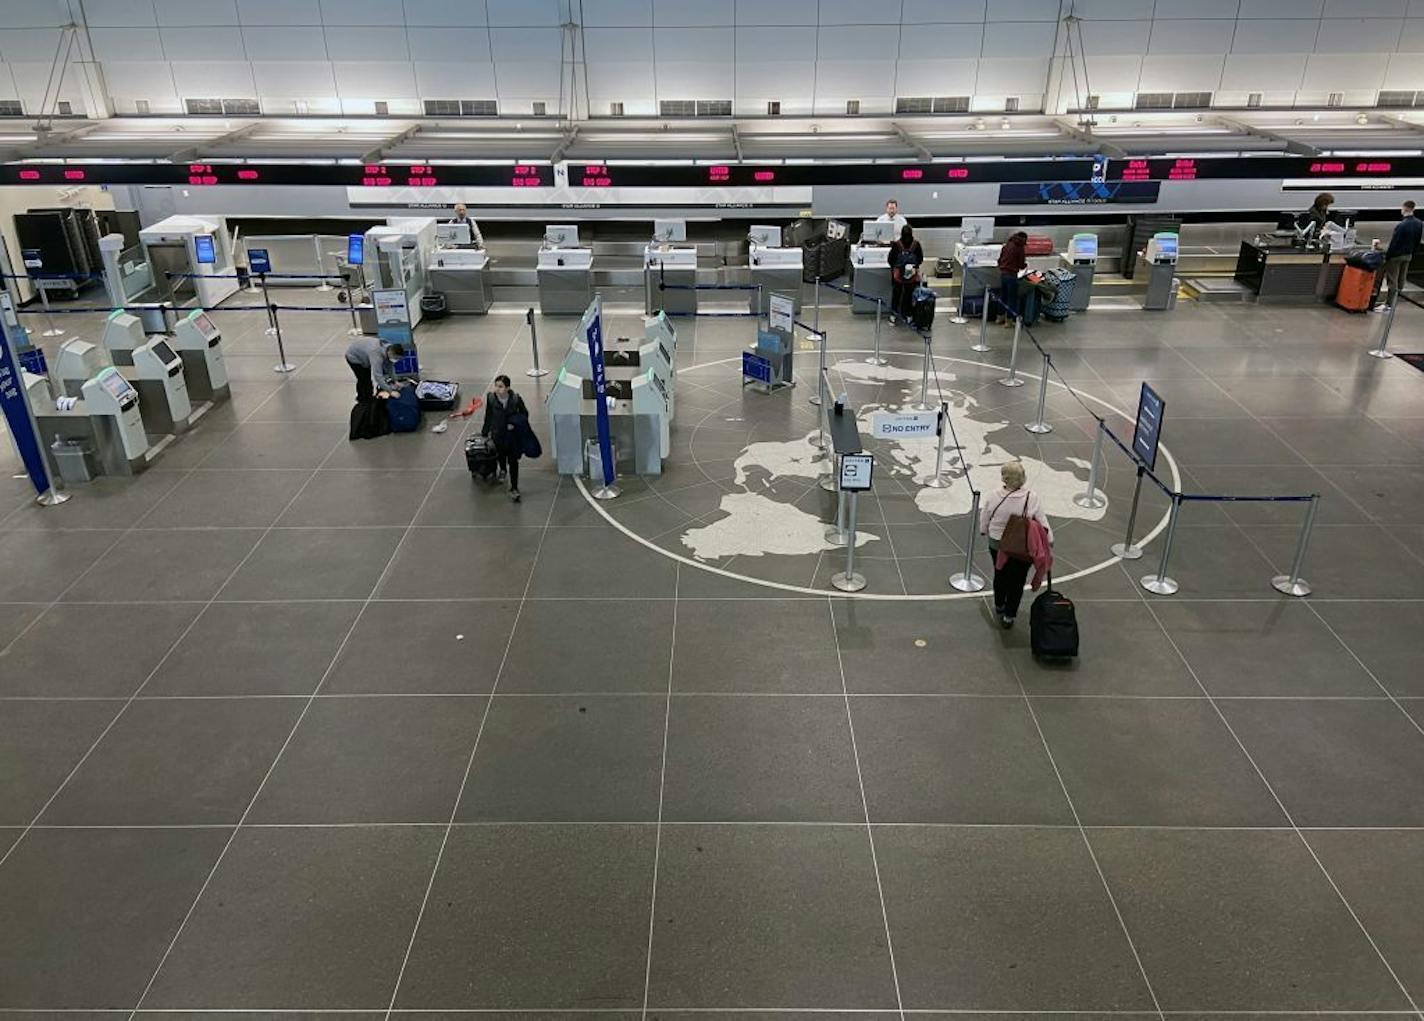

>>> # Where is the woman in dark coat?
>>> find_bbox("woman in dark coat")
[481,374,530,502]
[995,231,1028,326]
[887,224,925,322]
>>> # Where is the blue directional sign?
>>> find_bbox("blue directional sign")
[247,248,271,274]
[584,299,615,487]
[0,316,53,497]
[742,350,772,384]
[1132,382,1166,471]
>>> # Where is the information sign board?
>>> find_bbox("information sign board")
[871,410,937,439]
[839,452,874,491]
[1132,382,1166,471]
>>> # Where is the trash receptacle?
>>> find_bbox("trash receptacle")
[50,438,96,484]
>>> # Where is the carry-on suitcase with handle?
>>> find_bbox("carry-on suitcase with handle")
[1042,267,1077,322]
[465,436,499,481]
[1335,265,1375,313]
[1030,577,1079,659]
[911,286,936,330]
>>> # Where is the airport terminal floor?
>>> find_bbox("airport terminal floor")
[3,289,1424,1013]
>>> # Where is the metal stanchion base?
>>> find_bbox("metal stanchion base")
[1271,574,1313,597]
[825,526,849,547]
[819,473,838,492]
[1024,421,1053,435]
[998,375,1026,388]
[904,401,934,412]
[831,571,867,592]
[1073,490,1107,510]
[592,484,621,501]
[949,315,969,325]
[809,395,823,406]
[525,367,550,378]
[265,326,278,336]
[969,342,992,354]
[41,327,65,337]
[36,490,70,507]
[1140,574,1179,596]
[949,570,986,593]
[273,362,298,373]
[347,327,363,336]
[315,282,332,292]
[1111,542,1144,560]
[1366,348,1393,360]
[864,356,889,366]
[918,475,950,489]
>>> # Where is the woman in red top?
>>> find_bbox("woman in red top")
[995,231,1028,326]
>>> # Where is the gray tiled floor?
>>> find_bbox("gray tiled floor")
[2,290,1423,1013]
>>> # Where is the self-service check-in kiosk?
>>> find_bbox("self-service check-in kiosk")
[1142,233,1179,311]
[172,309,229,402]
[748,226,803,316]
[137,215,239,310]
[1063,233,1098,312]
[29,365,151,476]
[56,340,107,399]
[101,310,146,366]
[128,338,192,436]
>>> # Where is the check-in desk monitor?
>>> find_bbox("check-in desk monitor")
[861,220,894,244]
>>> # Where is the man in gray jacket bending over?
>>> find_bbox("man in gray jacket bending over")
[344,335,405,401]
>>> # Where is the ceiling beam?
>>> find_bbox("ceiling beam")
[892,122,932,161]
[1375,113,1424,135]
[1215,115,1319,156]
[5,121,98,159]
[731,123,743,162]
[169,121,261,162]
[550,124,579,163]
[1053,118,1126,159]
[360,124,421,164]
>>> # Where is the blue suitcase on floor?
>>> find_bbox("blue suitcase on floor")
[387,386,423,433]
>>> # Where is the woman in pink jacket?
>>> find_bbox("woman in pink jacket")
[979,460,1054,628]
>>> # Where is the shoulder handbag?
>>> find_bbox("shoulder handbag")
[998,489,1033,562]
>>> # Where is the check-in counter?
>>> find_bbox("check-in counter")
[1234,242,1335,303]
[429,248,493,314]
[848,245,893,314]
[644,246,697,315]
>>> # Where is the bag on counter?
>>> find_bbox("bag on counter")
[1025,234,1055,256]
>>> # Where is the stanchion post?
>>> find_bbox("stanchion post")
[906,332,934,411]
[998,315,1025,387]
[1141,494,1182,595]
[920,402,951,488]
[1111,465,1147,560]
[313,237,332,291]
[971,287,992,353]
[826,489,849,545]
[818,378,837,491]
[1271,494,1318,597]
[344,276,362,336]
[950,266,969,325]
[866,298,888,366]
[270,302,295,374]
[525,307,548,378]
[37,283,63,337]
[260,272,278,336]
[831,490,867,592]
[813,278,821,333]
[809,329,827,407]
[1024,350,1053,434]
[949,489,987,592]
[1073,418,1108,509]
[1367,301,1396,360]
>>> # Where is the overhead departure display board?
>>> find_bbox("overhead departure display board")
[567,160,1098,187]
[1000,180,1161,205]
[0,162,555,187]
[1108,156,1424,181]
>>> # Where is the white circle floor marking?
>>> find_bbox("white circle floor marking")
[576,350,1182,600]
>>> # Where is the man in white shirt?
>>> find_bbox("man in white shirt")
[877,198,908,235]
[447,203,483,247]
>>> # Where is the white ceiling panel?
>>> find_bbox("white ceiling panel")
[402,0,488,26]
[83,0,159,27]
[583,26,653,59]
[734,0,818,26]
[242,26,327,60]
[734,62,816,96]
[0,66,19,101]
[153,0,239,26]
[324,26,408,62]
[488,62,561,97]
[982,21,1058,57]
[1411,0,1424,13]
[1137,54,1226,91]
[817,26,901,60]
[1238,0,1324,14]
[1077,19,1153,54]
[407,28,494,63]
[899,23,984,60]
[161,27,247,61]
[102,61,181,101]
[580,0,652,25]
[413,62,501,97]
[3,1,68,29]
[1323,0,1406,14]
[1071,0,1154,17]
[236,0,321,24]
[817,0,892,25]
[319,0,403,25]
[1148,20,1236,54]
[894,58,980,94]
[88,27,165,61]
[487,0,567,26]
[652,0,733,25]
[1157,0,1241,16]
[985,0,1060,17]
[12,62,93,107]
[169,61,256,96]
[1315,18,1406,52]
[248,61,337,96]
[330,61,418,98]
[585,60,655,96]
[1231,19,1321,52]
[1080,55,1145,91]
[903,0,987,19]
[733,27,807,61]
[1303,53,1386,89]
[1,27,66,62]
[488,28,563,61]
[653,27,734,60]
[813,59,897,97]
[654,61,735,96]
[974,56,1050,91]
[1219,52,1307,89]
[1382,50,1424,86]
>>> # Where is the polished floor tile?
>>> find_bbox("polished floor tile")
[673,599,842,693]
[0,700,123,825]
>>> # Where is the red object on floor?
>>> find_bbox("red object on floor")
[1335,265,1375,313]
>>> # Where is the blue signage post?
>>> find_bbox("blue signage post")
[0,315,66,506]
[584,297,619,499]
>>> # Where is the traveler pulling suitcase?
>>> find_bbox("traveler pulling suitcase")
[386,386,423,433]
[911,286,936,330]
[1335,265,1375,313]
[1030,576,1079,659]
[465,436,498,481]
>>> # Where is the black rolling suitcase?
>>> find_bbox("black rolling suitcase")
[465,436,499,481]
[911,286,936,329]
[420,292,449,320]
[1030,577,1078,659]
